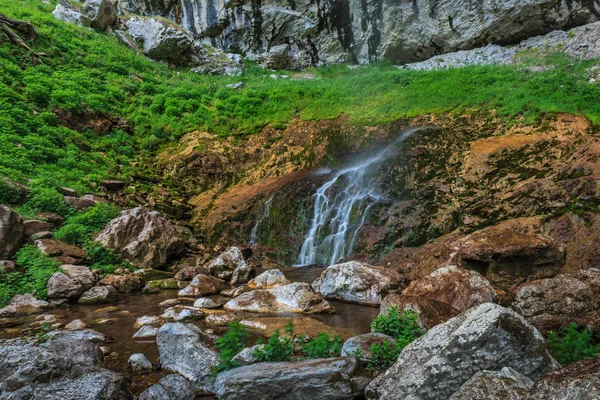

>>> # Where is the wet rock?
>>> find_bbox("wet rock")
[134,315,163,329]
[530,355,600,399]
[65,319,88,330]
[147,278,188,290]
[215,357,368,400]
[0,294,50,317]
[511,275,599,333]
[157,322,219,393]
[194,297,219,309]
[224,282,334,313]
[207,246,254,284]
[64,194,106,210]
[133,325,159,340]
[402,266,497,313]
[380,294,459,330]
[341,333,395,362]
[138,374,195,400]
[247,269,290,289]
[0,205,25,259]
[239,316,352,339]
[365,303,559,399]
[23,219,54,238]
[134,268,175,282]
[178,274,226,297]
[231,344,265,366]
[161,305,205,322]
[128,353,153,373]
[99,273,143,293]
[42,329,105,366]
[96,207,186,269]
[82,0,118,30]
[142,284,160,294]
[312,261,404,305]
[205,313,236,326]
[35,239,88,264]
[0,340,131,399]
[449,367,534,400]
[125,17,193,61]
[451,226,566,291]
[52,3,92,27]
[221,285,249,297]
[94,305,118,313]
[78,285,120,304]
[47,265,97,299]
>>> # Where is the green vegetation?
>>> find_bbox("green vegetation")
[54,203,120,245]
[84,241,134,275]
[301,332,343,359]
[547,323,600,366]
[253,322,296,362]
[212,321,250,375]
[0,245,62,307]
[369,340,402,371]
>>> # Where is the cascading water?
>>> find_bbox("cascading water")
[296,128,420,266]
[249,195,273,245]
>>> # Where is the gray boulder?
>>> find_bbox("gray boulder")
[365,303,559,399]
[231,344,265,366]
[128,353,153,373]
[247,269,290,289]
[312,261,404,305]
[47,265,97,299]
[78,285,119,304]
[206,246,253,284]
[125,17,193,61]
[96,207,186,269]
[530,355,600,400]
[52,3,92,27]
[449,367,534,400]
[0,294,50,318]
[215,357,369,400]
[341,333,396,362]
[42,329,105,366]
[156,322,219,392]
[177,274,225,297]
[82,0,118,30]
[138,374,195,400]
[0,205,24,259]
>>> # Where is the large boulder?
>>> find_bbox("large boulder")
[82,0,118,30]
[530,356,600,399]
[311,261,404,305]
[0,340,131,399]
[138,374,195,400]
[52,3,92,27]
[247,269,290,289]
[47,265,97,299]
[511,275,599,333]
[125,17,193,61]
[23,220,54,238]
[157,323,219,392]
[215,358,369,400]
[177,274,225,297]
[64,194,106,211]
[449,367,534,400]
[224,282,334,313]
[380,294,459,330]
[206,246,253,284]
[365,303,559,399]
[96,207,186,269]
[0,294,50,317]
[99,274,143,293]
[0,205,25,259]
[34,239,88,264]
[402,266,498,313]
[42,329,106,366]
[78,285,120,305]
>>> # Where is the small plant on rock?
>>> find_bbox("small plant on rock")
[368,340,402,371]
[301,332,343,359]
[547,323,600,366]
[371,307,424,346]
[211,321,250,375]
[253,321,296,362]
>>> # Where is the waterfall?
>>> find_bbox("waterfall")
[296,128,419,266]
[249,195,273,245]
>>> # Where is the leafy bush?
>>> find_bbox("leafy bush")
[212,321,250,375]
[547,323,600,366]
[83,241,134,274]
[301,332,343,359]
[371,307,424,346]
[0,245,62,307]
[54,203,120,245]
[368,340,402,371]
[53,223,90,245]
[23,187,73,216]
[253,321,296,362]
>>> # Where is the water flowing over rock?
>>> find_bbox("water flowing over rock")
[402,266,498,313]
[156,322,220,393]
[312,261,405,305]
[96,207,187,269]
[0,205,24,259]
[249,195,273,245]
[529,356,600,399]
[215,357,369,400]
[224,282,334,313]
[365,303,559,399]
[138,374,195,400]
[380,294,459,330]
[449,367,534,400]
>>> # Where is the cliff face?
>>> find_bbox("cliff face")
[120,0,600,67]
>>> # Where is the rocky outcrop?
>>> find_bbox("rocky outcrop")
[52,3,92,27]
[99,274,143,293]
[402,266,498,313]
[34,239,88,264]
[341,333,395,362]
[23,219,54,239]
[380,294,459,330]
[215,357,369,400]
[449,367,534,400]
[64,194,106,210]
[96,207,186,269]
[0,294,50,317]
[247,269,290,289]
[312,261,404,305]
[47,265,97,299]
[156,322,219,393]
[42,329,106,366]
[365,303,559,399]
[511,275,600,333]
[206,246,253,284]
[178,274,225,297]
[78,285,120,304]
[0,205,24,259]
[138,374,195,400]
[82,0,118,30]
[224,282,334,313]
[125,17,193,61]
[530,356,600,399]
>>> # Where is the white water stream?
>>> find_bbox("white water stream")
[249,194,273,245]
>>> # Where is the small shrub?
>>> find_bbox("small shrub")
[301,332,343,359]
[371,307,424,346]
[547,323,600,366]
[368,340,402,371]
[23,187,73,216]
[54,223,90,245]
[212,321,250,375]
[54,203,120,245]
[253,321,295,362]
